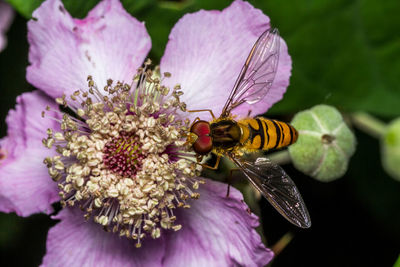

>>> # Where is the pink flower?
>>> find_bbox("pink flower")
[0,1,14,52]
[0,0,292,266]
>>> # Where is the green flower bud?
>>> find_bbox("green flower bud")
[288,105,356,182]
[381,118,400,181]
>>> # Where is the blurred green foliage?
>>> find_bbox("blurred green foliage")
[5,0,400,117]
[257,0,400,117]
[394,254,400,267]
[382,118,400,181]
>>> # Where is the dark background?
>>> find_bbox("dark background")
[1,0,400,266]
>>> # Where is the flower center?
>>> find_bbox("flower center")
[42,61,202,247]
[322,134,335,144]
[103,132,143,177]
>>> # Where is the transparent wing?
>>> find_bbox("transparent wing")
[230,155,311,228]
[221,28,280,117]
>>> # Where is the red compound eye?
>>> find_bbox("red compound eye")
[190,121,212,155]
[191,121,211,136]
[193,136,213,155]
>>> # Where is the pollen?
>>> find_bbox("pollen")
[42,62,203,247]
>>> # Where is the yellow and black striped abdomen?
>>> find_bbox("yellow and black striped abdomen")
[238,117,298,151]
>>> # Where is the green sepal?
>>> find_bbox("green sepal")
[381,118,400,181]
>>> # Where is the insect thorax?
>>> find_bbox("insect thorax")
[210,119,241,149]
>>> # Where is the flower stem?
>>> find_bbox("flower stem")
[268,150,292,165]
[351,112,387,139]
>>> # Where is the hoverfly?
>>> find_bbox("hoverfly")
[186,28,311,228]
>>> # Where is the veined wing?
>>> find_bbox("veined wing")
[221,28,280,117]
[230,156,311,228]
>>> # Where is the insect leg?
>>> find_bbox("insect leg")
[187,109,216,120]
[195,154,204,163]
[226,168,241,197]
[198,154,221,170]
[189,117,201,129]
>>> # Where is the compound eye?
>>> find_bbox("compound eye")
[193,136,213,155]
[191,121,211,136]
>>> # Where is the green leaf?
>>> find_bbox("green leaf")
[5,0,100,18]
[5,0,43,18]
[394,254,400,267]
[250,0,400,116]
[133,5,185,61]
[62,0,99,18]
[121,0,155,14]
[6,0,157,19]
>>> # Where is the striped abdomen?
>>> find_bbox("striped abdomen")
[238,117,298,151]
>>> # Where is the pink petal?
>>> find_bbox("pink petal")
[164,179,273,267]
[0,146,59,217]
[41,208,165,267]
[27,0,151,99]
[0,1,14,52]
[160,0,291,121]
[41,179,272,266]
[0,91,59,216]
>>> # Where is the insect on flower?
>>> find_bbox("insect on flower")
[186,28,312,228]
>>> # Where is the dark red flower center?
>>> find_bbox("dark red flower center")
[103,132,144,177]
